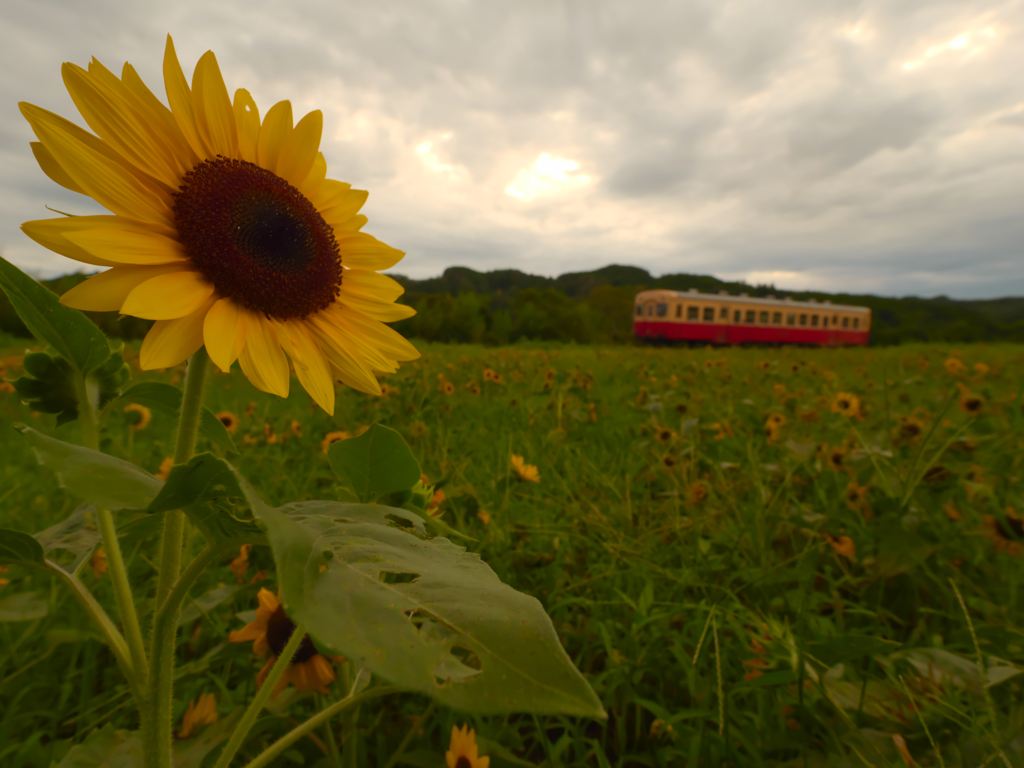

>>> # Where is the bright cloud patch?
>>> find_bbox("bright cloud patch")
[505,154,592,201]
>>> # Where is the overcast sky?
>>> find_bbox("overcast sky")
[2,0,1023,299]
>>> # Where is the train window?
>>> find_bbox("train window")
[745,310,755,323]
[720,307,728,319]
[772,312,782,324]
[759,311,769,323]
[636,305,643,316]
[734,310,741,322]
[853,318,860,329]
[799,314,808,326]
[657,303,668,317]
[703,307,714,322]
[833,315,838,325]
[786,313,795,325]
[842,317,849,328]
[811,315,819,326]
[687,306,699,321]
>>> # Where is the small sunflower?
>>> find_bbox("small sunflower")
[21,37,419,415]
[944,358,967,376]
[655,426,675,445]
[482,368,497,382]
[981,507,1024,557]
[765,413,786,430]
[442,381,456,396]
[216,410,239,433]
[824,533,856,560]
[290,419,302,437]
[892,415,925,445]
[844,480,871,518]
[510,454,540,483]
[91,547,108,577]
[321,429,350,454]
[229,544,252,583]
[687,481,708,505]
[178,693,218,739]
[124,402,152,431]
[957,383,983,416]
[466,381,481,395]
[155,456,174,480]
[825,446,847,473]
[830,392,861,419]
[446,724,490,768]
[229,588,340,697]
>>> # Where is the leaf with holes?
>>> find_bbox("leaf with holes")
[232,470,605,717]
[34,504,102,576]
[16,424,162,510]
[327,423,422,502]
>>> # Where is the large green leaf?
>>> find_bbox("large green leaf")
[147,453,264,544]
[114,382,237,453]
[0,255,109,376]
[0,591,49,622]
[16,424,162,510]
[34,504,102,576]
[0,528,45,566]
[233,471,605,717]
[327,423,422,502]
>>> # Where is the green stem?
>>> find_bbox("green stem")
[144,349,209,768]
[213,623,309,768]
[241,687,400,768]
[72,371,148,701]
[382,702,433,768]
[45,560,141,703]
[340,664,360,768]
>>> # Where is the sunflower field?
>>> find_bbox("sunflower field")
[2,333,1023,767]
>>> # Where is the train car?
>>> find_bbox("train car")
[633,288,870,346]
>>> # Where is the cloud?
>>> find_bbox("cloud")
[1,0,1023,299]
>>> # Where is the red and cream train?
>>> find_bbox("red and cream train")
[634,288,871,346]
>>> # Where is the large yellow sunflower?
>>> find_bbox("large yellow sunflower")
[19,36,419,414]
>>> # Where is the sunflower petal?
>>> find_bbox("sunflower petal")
[333,214,368,232]
[30,142,86,195]
[277,110,322,188]
[23,215,177,269]
[60,265,183,312]
[328,305,420,361]
[163,34,213,160]
[64,227,188,266]
[298,151,327,200]
[339,269,406,302]
[307,316,382,395]
[139,295,216,369]
[340,293,416,322]
[192,51,239,159]
[121,269,215,319]
[203,298,248,373]
[320,187,368,228]
[233,89,260,163]
[62,62,179,189]
[238,312,290,398]
[21,103,173,226]
[121,61,199,172]
[277,320,335,414]
[256,101,293,175]
[333,231,405,272]
[309,179,352,213]
[227,621,264,643]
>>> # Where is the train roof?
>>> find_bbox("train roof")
[635,288,870,314]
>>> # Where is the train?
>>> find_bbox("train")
[633,288,871,346]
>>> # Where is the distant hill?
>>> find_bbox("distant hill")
[2,265,1021,347]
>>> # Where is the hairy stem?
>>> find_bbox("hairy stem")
[213,623,309,768]
[241,687,400,768]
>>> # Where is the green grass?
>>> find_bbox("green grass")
[2,340,1023,767]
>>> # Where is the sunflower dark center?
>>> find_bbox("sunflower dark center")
[455,758,472,768]
[266,605,318,663]
[173,156,342,320]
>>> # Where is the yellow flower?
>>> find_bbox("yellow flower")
[844,481,871,519]
[21,36,420,415]
[465,381,481,395]
[229,544,252,583]
[290,419,302,437]
[216,411,238,433]
[687,481,708,505]
[428,488,446,517]
[482,368,497,382]
[957,383,983,416]
[824,533,856,560]
[830,392,861,419]
[446,724,490,768]
[155,456,174,480]
[944,357,967,376]
[320,425,368,454]
[765,413,786,430]
[510,454,540,483]
[229,588,341,697]
[123,403,151,431]
[178,692,218,739]
[892,415,926,445]
[477,509,491,525]
[654,427,676,445]
[981,507,1024,557]
[91,547,108,577]
[442,380,456,396]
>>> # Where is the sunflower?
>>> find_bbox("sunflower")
[957,383,983,416]
[465,381,481,395]
[178,693,218,739]
[321,429,351,454]
[825,445,847,473]
[215,410,238,433]
[892,415,925,445]
[765,413,786,430]
[655,426,676,445]
[981,507,1024,557]
[442,381,456,396]
[844,481,871,519]
[155,456,174,480]
[824,533,856,560]
[123,402,151,431]
[229,544,252,583]
[20,36,419,415]
[229,588,340,697]
[687,481,708,505]
[91,547,109,577]
[830,392,861,418]
[482,368,497,382]
[446,724,490,768]
[944,358,967,376]
[510,454,540,483]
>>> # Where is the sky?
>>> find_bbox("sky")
[2,0,1023,299]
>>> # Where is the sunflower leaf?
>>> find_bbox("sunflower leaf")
[231,467,606,718]
[113,382,237,453]
[15,424,162,510]
[0,255,110,376]
[327,423,421,503]
[0,528,46,567]
[34,504,102,577]
[0,592,49,622]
